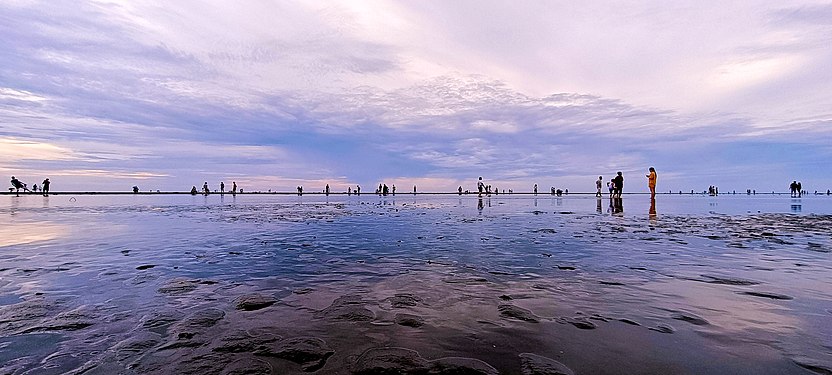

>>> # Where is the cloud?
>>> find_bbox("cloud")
[0,1,830,193]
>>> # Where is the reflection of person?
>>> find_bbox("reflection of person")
[646,167,657,197]
[649,196,657,224]
[478,197,484,212]
[613,197,624,214]
[649,196,656,217]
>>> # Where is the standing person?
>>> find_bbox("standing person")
[413,185,417,195]
[232,181,237,194]
[392,184,396,196]
[477,177,484,197]
[203,182,209,195]
[357,185,361,195]
[534,184,538,196]
[325,184,330,196]
[596,176,603,197]
[42,178,50,196]
[220,182,225,194]
[790,181,797,197]
[613,172,624,198]
[797,181,802,197]
[458,186,463,195]
[646,167,657,197]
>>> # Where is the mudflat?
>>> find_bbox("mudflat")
[0,194,830,374]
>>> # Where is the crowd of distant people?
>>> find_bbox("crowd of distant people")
[9,172,830,198]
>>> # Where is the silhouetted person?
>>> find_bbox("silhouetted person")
[348,187,352,196]
[613,172,624,198]
[790,181,798,197]
[596,176,603,197]
[220,182,225,194]
[413,185,417,195]
[646,167,657,197]
[325,184,330,196]
[382,184,389,196]
[458,186,463,195]
[477,177,484,196]
[797,182,802,197]
[357,185,361,195]
[190,186,198,195]
[10,176,28,196]
[232,181,237,194]
[392,184,396,196]
[132,185,139,194]
[42,178,50,195]
[534,183,538,196]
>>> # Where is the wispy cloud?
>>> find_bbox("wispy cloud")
[0,1,830,192]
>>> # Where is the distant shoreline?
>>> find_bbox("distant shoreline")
[0,191,820,196]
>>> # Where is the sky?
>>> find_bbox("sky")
[1,1,831,193]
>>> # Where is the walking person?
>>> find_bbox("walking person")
[646,167,657,197]
[596,176,603,197]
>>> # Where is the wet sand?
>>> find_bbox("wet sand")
[1,195,830,374]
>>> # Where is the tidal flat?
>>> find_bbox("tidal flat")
[1,194,830,374]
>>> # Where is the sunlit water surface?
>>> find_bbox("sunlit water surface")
[1,194,831,374]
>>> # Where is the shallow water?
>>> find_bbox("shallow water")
[1,194,831,374]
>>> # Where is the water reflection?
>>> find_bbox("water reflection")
[0,222,66,247]
[649,196,657,224]
[790,198,801,213]
[611,197,624,214]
